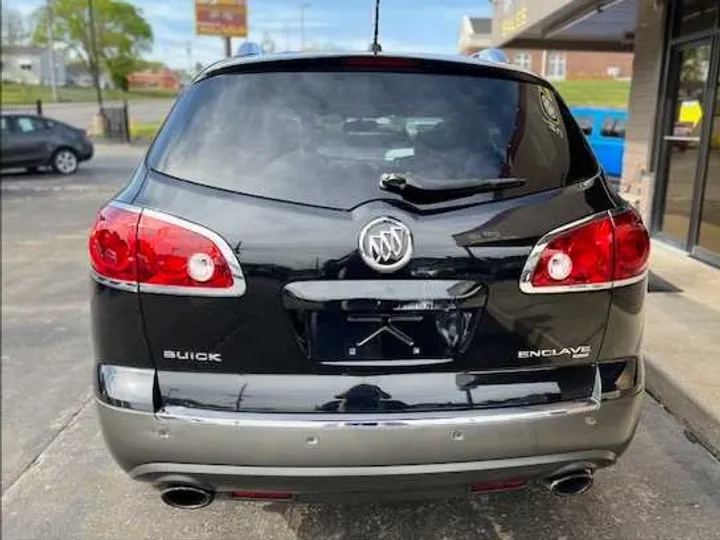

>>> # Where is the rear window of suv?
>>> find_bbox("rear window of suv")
[148,69,597,209]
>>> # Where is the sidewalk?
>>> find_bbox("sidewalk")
[644,241,720,457]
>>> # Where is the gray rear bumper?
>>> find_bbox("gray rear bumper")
[96,373,643,497]
[128,450,618,502]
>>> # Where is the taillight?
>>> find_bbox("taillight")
[89,205,140,284]
[612,209,650,281]
[89,202,245,296]
[520,208,649,294]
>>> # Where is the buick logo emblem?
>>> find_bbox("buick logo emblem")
[359,217,413,273]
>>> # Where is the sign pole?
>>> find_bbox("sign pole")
[223,36,232,58]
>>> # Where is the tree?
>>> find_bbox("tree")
[1,2,28,47]
[32,0,153,91]
[134,59,167,71]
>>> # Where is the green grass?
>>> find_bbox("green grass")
[1,82,178,105]
[130,121,161,140]
[553,80,631,109]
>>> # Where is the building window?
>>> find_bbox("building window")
[674,0,719,37]
[547,53,566,80]
[514,52,531,70]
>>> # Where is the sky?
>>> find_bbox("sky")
[9,0,491,69]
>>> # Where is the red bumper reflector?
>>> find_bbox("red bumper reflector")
[231,490,293,500]
[470,478,527,492]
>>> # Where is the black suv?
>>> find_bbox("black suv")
[90,53,649,509]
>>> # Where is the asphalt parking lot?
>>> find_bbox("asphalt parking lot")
[2,146,720,540]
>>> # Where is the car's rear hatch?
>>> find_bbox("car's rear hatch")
[129,55,614,414]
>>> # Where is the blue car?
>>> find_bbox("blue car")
[571,107,627,177]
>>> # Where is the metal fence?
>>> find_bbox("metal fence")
[1,99,44,116]
[102,103,130,142]
[1,99,130,142]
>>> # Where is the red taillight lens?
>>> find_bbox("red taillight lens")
[89,206,139,282]
[136,213,234,289]
[523,208,650,293]
[470,478,527,492]
[89,204,243,294]
[612,209,650,281]
[531,217,614,288]
[230,490,293,500]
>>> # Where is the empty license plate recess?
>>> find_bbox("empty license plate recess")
[309,310,471,362]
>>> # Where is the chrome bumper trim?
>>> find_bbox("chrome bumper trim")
[283,280,483,302]
[155,367,601,428]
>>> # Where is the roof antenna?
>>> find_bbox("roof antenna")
[370,0,382,53]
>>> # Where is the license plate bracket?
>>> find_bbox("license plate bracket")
[309,311,451,362]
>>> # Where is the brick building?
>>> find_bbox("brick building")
[127,67,182,90]
[459,16,633,80]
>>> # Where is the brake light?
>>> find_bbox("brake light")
[89,203,245,296]
[520,208,649,293]
[344,57,420,68]
[612,210,650,280]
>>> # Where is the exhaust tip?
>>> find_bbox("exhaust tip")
[547,470,593,497]
[160,485,214,509]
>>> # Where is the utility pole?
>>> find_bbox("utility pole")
[185,40,192,76]
[87,0,106,137]
[87,0,103,110]
[223,36,232,57]
[45,0,58,101]
[300,3,309,51]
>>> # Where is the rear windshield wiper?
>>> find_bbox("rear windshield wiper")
[379,173,526,201]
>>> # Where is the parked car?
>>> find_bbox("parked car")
[89,52,649,508]
[0,113,94,174]
[571,107,627,177]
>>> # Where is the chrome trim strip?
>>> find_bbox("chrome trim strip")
[320,358,452,367]
[93,201,246,297]
[284,280,483,302]
[140,207,246,297]
[138,281,246,297]
[155,368,602,428]
[90,269,137,293]
[519,209,648,294]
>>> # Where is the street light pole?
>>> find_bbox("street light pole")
[300,3,309,51]
[45,0,58,102]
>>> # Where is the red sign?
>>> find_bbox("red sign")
[195,0,247,37]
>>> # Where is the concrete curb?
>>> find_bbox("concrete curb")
[645,355,720,460]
